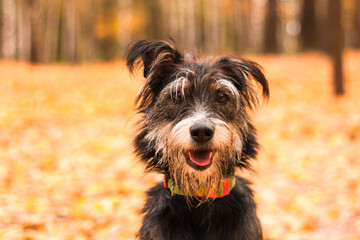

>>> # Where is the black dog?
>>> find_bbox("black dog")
[125,40,269,240]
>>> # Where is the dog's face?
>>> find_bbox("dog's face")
[126,40,268,200]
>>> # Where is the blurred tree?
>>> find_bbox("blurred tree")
[16,0,31,61]
[144,0,162,39]
[300,0,317,50]
[43,0,61,63]
[76,0,97,61]
[168,0,179,43]
[2,0,17,59]
[264,0,278,53]
[28,0,46,62]
[204,0,221,52]
[0,0,357,67]
[60,0,76,62]
[118,0,133,53]
[233,0,250,53]
[164,0,199,50]
[353,0,360,48]
[328,0,344,95]
[180,0,197,49]
[316,0,330,53]
[186,0,197,49]
[96,0,119,60]
[0,1,2,58]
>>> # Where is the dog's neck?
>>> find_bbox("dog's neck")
[164,171,236,198]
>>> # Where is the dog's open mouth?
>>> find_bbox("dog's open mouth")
[187,150,213,170]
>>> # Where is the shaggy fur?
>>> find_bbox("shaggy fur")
[125,39,269,240]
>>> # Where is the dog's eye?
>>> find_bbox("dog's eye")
[216,93,228,104]
[172,92,183,104]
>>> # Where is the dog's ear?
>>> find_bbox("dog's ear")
[125,40,183,111]
[217,57,269,108]
[125,39,182,78]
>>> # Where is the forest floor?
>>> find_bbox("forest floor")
[0,51,359,240]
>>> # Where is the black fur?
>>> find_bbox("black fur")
[140,177,262,240]
[125,39,269,240]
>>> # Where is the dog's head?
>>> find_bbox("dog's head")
[126,40,268,200]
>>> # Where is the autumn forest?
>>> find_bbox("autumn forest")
[1,0,360,239]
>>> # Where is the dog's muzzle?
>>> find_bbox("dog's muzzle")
[187,123,215,169]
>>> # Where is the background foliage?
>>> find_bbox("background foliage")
[1,0,360,62]
[0,52,360,239]
[1,0,360,239]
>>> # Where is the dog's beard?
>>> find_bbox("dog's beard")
[145,117,245,203]
[164,147,235,204]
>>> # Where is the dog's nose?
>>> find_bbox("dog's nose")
[190,124,214,143]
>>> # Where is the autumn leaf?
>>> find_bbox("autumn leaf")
[0,51,360,239]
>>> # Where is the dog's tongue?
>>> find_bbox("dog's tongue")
[188,151,212,166]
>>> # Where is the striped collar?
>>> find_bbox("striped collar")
[164,172,236,198]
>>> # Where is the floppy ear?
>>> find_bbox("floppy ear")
[218,57,269,108]
[125,39,182,78]
[125,40,183,111]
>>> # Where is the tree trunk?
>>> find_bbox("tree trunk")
[43,0,61,63]
[217,0,226,52]
[28,0,45,62]
[233,0,251,53]
[301,0,317,50]
[178,0,186,45]
[263,0,278,53]
[204,0,220,52]
[0,0,3,58]
[168,0,179,41]
[118,0,133,55]
[2,0,17,59]
[61,0,76,62]
[328,0,344,95]
[315,0,329,53]
[185,0,196,49]
[145,0,162,39]
[353,0,360,48]
[16,0,31,61]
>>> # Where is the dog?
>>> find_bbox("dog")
[125,39,269,240]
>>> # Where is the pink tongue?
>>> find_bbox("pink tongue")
[189,151,211,166]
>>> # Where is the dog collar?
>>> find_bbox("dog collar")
[164,172,236,198]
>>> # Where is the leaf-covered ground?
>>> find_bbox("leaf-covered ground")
[0,52,359,239]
